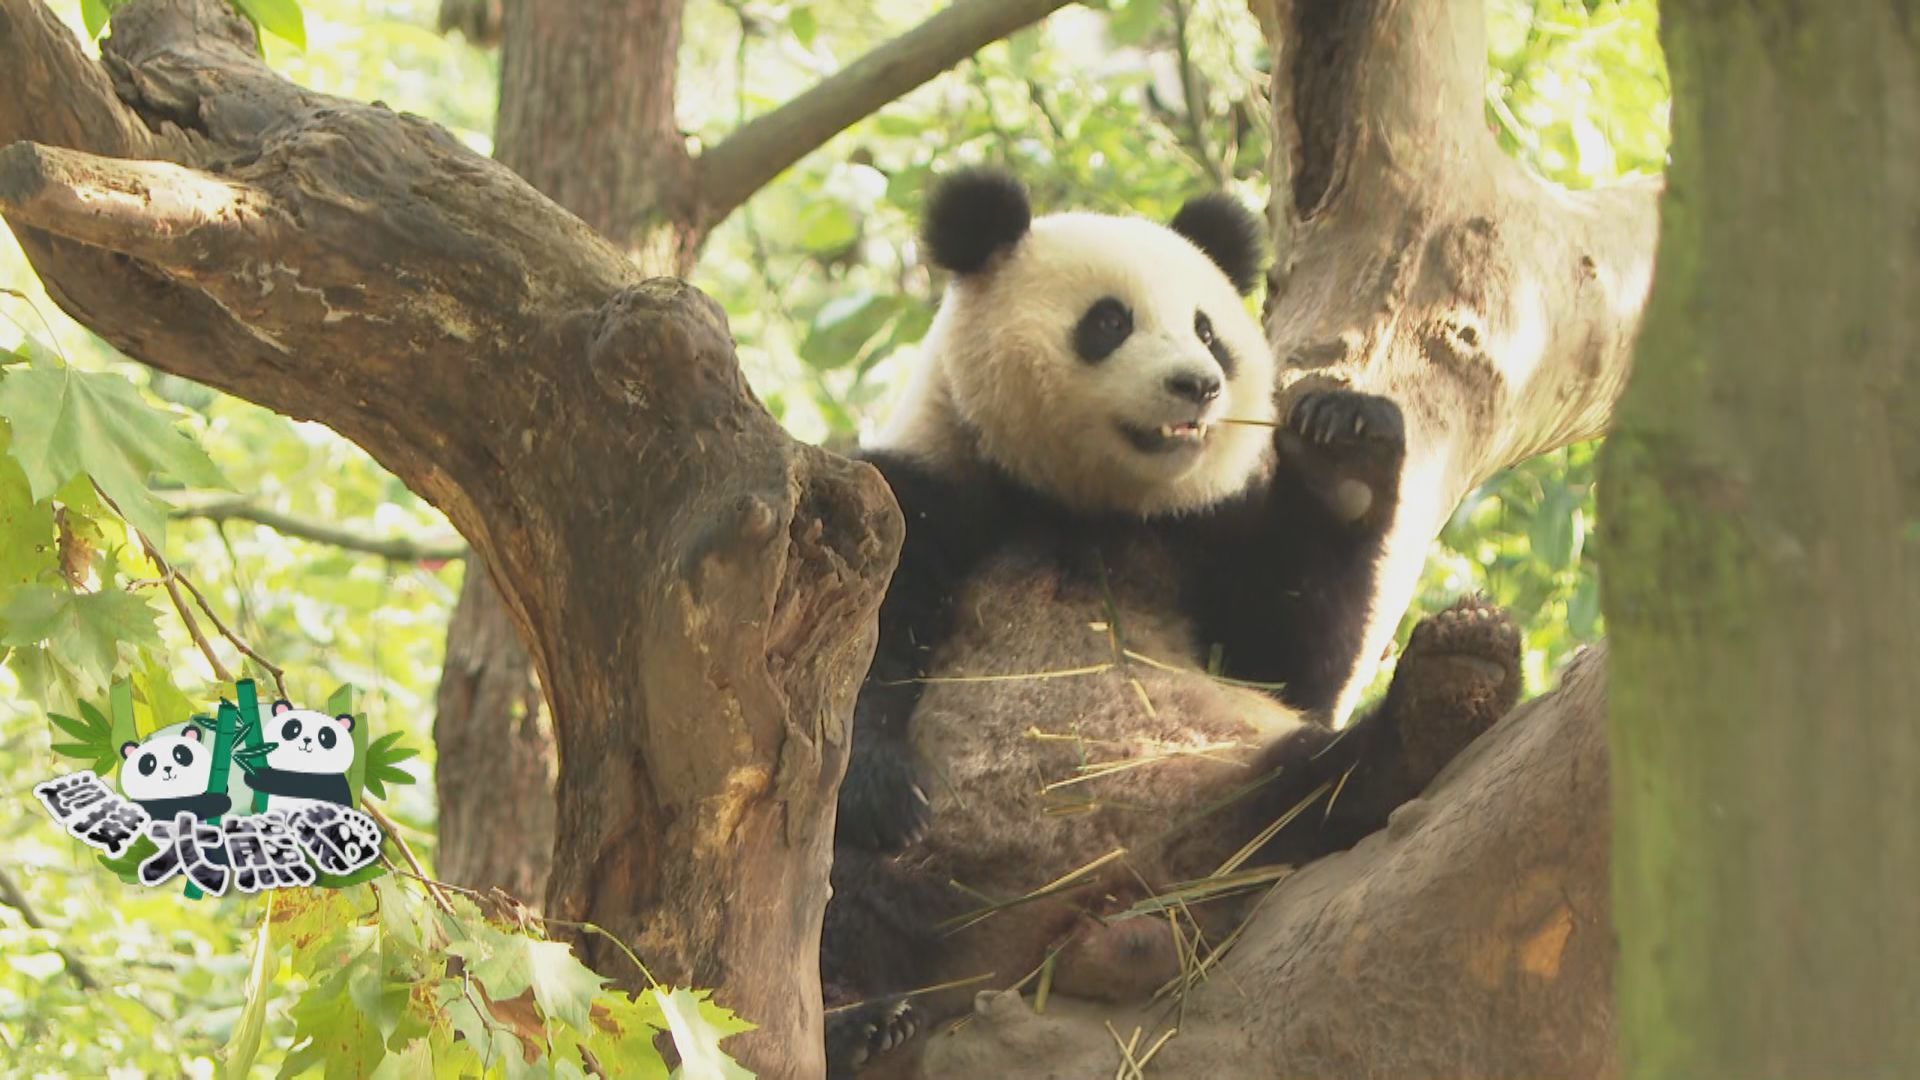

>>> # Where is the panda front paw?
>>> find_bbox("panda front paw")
[825,998,919,1079]
[1285,389,1405,451]
[1278,390,1406,526]
[836,742,932,852]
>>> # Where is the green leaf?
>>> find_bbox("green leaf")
[1529,483,1580,570]
[234,0,306,49]
[48,707,105,745]
[654,988,753,1080]
[790,6,816,47]
[279,941,385,1079]
[583,993,669,1080]
[80,0,110,37]
[223,898,276,1080]
[0,365,227,542]
[796,202,858,254]
[0,431,55,597]
[800,291,899,370]
[0,586,160,693]
[527,939,603,1032]
[361,730,420,800]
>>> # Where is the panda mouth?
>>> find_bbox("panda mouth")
[1121,421,1210,453]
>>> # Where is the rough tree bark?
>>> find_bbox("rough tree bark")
[0,3,905,1073]
[0,0,1662,1075]
[432,0,1074,907]
[1602,4,1920,1077]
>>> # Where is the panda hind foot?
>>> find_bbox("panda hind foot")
[825,998,919,1078]
[1382,594,1523,792]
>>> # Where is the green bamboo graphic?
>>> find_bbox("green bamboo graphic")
[183,700,241,901]
[236,679,270,813]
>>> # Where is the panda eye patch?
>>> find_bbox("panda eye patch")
[319,728,338,750]
[172,745,194,767]
[1074,297,1133,364]
[139,753,157,776]
[282,719,303,741]
[1197,308,1238,377]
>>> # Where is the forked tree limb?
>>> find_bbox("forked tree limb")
[1258,0,1661,716]
[0,2,900,1075]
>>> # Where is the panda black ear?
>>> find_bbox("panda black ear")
[922,168,1031,275]
[272,700,292,715]
[120,740,139,760]
[336,713,355,731]
[1169,193,1267,295]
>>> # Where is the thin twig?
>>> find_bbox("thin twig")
[362,799,454,916]
[169,495,466,563]
[170,569,286,699]
[157,558,232,683]
[0,863,99,990]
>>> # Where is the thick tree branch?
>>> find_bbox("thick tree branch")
[0,0,163,160]
[169,496,467,562]
[0,3,901,1074]
[695,0,1073,228]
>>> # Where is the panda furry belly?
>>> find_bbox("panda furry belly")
[912,547,1308,897]
[875,539,1332,1021]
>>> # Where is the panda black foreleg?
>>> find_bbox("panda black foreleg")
[838,452,1009,853]
[821,848,957,1077]
[837,683,934,851]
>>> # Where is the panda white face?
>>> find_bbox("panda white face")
[877,172,1276,517]
[265,706,356,775]
[120,726,212,801]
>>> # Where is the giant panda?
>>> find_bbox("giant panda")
[822,169,1518,1077]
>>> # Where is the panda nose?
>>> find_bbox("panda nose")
[1165,371,1222,405]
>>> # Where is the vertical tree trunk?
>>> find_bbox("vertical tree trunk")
[1602,4,1920,1077]
[434,0,700,905]
[432,567,552,901]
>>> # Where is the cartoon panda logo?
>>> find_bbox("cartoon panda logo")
[242,701,357,816]
[119,725,231,820]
